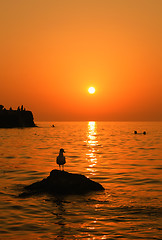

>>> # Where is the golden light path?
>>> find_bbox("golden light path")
[86,121,98,175]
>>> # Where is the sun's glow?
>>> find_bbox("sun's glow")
[88,87,95,94]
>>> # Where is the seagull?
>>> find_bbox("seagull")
[56,148,66,171]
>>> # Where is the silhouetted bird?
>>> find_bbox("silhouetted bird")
[56,148,66,171]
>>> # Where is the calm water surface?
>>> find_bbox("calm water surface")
[0,122,162,239]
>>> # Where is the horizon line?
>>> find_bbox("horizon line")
[35,120,162,122]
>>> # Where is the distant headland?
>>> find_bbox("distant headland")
[0,105,36,128]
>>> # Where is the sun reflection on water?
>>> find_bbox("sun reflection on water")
[86,121,98,175]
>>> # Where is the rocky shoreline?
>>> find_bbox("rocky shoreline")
[0,105,36,128]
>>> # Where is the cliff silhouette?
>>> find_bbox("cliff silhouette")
[0,105,36,128]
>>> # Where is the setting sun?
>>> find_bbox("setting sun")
[88,87,96,94]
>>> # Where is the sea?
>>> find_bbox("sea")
[0,121,161,239]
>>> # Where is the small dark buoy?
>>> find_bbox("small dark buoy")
[51,124,55,127]
[134,131,137,134]
[143,131,146,135]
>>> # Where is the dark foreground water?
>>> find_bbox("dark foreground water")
[0,122,162,239]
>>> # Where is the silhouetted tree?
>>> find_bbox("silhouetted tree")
[9,107,13,111]
[17,106,20,111]
[21,105,24,111]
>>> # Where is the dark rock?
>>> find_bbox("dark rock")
[0,106,36,128]
[19,170,104,197]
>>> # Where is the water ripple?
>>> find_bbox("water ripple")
[0,121,161,239]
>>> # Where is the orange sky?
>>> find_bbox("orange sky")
[0,0,162,121]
